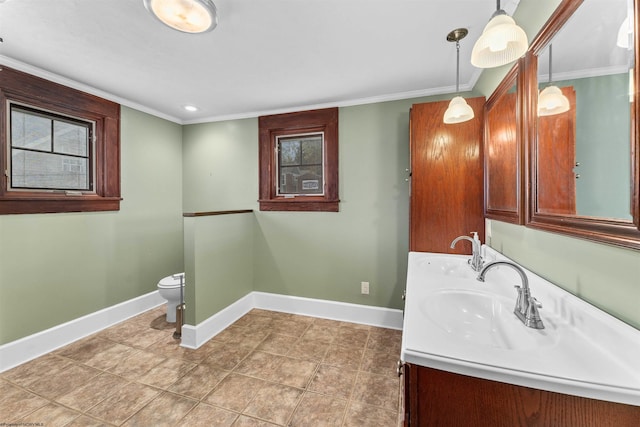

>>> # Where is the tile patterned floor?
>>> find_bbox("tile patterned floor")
[0,307,403,426]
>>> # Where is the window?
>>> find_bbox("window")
[0,66,121,214]
[10,104,93,192]
[277,133,324,196]
[259,108,339,212]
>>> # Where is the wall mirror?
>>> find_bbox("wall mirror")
[527,0,640,250]
[485,62,524,224]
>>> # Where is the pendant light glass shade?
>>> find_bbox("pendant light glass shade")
[143,0,218,33]
[471,12,528,68]
[443,28,474,124]
[444,96,475,124]
[538,85,570,116]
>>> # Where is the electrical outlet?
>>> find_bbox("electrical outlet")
[361,281,370,295]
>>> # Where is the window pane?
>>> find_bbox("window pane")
[12,149,89,190]
[279,139,300,166]
[54,120,88,156]
[279,165,323,194]
[301,136,322,165]
[11,109,52,151]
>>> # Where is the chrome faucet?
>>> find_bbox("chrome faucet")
[450,232,483,272]
[477,261,544,329]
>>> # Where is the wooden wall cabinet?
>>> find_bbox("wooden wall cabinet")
[409,97,485,252]
[402,363,640,427]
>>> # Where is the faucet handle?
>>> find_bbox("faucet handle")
[524,296,545,329]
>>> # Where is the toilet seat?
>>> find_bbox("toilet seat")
[158,273,185,289]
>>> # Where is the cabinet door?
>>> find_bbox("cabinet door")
[409,98,485,252]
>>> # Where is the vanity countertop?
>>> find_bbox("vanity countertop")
[401,247,640,406]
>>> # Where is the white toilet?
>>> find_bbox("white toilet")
[157,273,185,322]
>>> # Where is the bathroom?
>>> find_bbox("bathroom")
[1,0,640,424]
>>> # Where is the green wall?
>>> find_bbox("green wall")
[181,94,467,312]
[480,0,640,329]
[0,107,185,345]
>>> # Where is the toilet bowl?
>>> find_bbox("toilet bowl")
[157,273,185,323]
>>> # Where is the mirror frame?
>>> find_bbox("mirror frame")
[484,61,525,224]
[525,0,640,251]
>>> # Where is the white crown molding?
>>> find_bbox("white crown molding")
[0,55,183,124]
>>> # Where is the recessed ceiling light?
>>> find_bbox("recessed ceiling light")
[183,105,199,112]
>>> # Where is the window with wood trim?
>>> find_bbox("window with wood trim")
[259,108,339,212]
[0,66,121,214]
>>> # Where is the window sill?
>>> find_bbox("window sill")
[0,194,122,214]
[258,198,339,212]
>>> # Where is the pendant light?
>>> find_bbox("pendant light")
[538,45,570,116]
[471,0,528,68]
[444,28,475,124]
[143,0,218,33]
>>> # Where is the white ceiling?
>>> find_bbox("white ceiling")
[0,0,526,124]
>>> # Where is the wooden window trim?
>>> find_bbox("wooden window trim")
[0,66,121,214]
[258,108,339,212]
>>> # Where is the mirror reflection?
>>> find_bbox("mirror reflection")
[535,0,633,220]
[486,72,518,215]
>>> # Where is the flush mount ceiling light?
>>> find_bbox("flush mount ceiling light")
[471,0,528,68]
[443,28,475,124]
[538,45,570,116]
[143,0,218,33]
[183,104,199,112]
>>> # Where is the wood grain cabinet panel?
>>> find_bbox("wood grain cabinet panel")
[403,364,640,427]
[409,98,485,253]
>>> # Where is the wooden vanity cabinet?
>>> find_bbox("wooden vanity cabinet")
[402,363,640,426]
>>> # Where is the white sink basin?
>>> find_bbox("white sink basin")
[402,249,640,406]
[420,289,557,351]
[414,254,477,279]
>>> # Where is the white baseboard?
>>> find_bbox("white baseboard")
[180,292,404,349]
[180,293,254,349]
[0,291,164,373]
[1,290,404,369]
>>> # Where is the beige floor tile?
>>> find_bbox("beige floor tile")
[301,324,337,343]
[231,415,280,426]
[83,341,139,371]
[55,372,127,411]
[146,336,213,363]
[235,351,284,381]
[255,332,298,355]
[26,363,101,400]
[201,342,254,371]
[203,373,267,412]
[108,349,166,380]
[180,402,239,426]
[289,392,347,427]
[269,317,310,337]
[243,382,303,425]
[66,414,113,426]
[56,336,117,363]
[343,401,398,427]
[1,355,73,388]
[0,380,50,422]
[270,357,317,389]
[361,347,400,377]
[288,337,331,362]
[366,328,402,354]
[332,327,370,349]
[18,402,80,426]
[308,364,357,399]
[168,363,229,400]
[351,372,400,411]
[136,357,197,389]
[121,392,197,426]
[323,344,364,370]
[86,382,160,425]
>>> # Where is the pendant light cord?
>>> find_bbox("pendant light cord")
[548,44,553,84]
[456,40,460,93]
